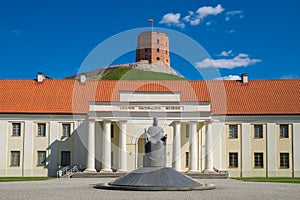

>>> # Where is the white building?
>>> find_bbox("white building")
[0,76,300,177]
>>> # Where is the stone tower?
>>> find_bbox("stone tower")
[136,31,170,67]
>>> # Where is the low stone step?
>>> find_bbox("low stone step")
[70,171,227,179]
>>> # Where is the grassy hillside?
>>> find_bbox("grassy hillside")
[91,67,185,80]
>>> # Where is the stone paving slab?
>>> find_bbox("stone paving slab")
[0,178,300,200]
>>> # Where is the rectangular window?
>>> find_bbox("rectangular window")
[12,123,21,136]
[254,125,263,139]
[37,123,46,137]
[185,152,189,168]
[37,151,46,166]
[62,123,71,138]
[111,151,114,167]
[280,153,289,168]
[280,124,289,138]
[111,124,114,138]
[186,124,189,138]
[254,153,264,168]
[229,125,238,139]
[11,151,20,167]
[229,153,238,168]
[61,151,71,167]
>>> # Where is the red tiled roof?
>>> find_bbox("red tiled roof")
[0,79,299,115]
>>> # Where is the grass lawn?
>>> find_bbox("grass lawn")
[0,177,54,182]
[234,177,300,184]
[97,67,185,80]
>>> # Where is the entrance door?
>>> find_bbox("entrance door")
[61,151,71,167]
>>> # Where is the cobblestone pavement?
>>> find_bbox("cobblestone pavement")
[1,178,300,200]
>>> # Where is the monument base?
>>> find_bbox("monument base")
[94,167,215,191]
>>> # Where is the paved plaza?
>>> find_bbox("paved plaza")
[0,178,299,200]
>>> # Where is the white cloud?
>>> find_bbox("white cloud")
[280,75,297,79]
[218,50,232,57]
[196,53,262,69]
[225,10,244,21]
[215,75,241,80]
[185,4,224,26]
[225,29,236,34]
[206,21,212,26]
[161,4,224,27]
[190,18,200,26]
[159,13,185,28]
[196,4,224,19]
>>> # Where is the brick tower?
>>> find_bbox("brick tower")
[136,31,170,67]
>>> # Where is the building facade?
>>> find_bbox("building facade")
[0,78,300,177]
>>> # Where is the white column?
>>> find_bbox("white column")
[241,123,251,177]
[101,121,112,172]
[85,120,96,172]
[189,121,198,172]
[205,122,214,172]
[118,121,127,172]
[23,121,33,176]
[172,121,182,171]
[293,123,300,177]
[267,123,277,177]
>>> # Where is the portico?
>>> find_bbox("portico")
[84,91,214,173]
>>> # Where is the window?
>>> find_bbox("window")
[280,124,289,138]
[156,48,160,52]
[185,152,189,168]
[111,151,114,167]
[11,151,20,167]
[254,153,264,168]
[37,151,46,166]
[229,125,238,139]
[157,39,159,44]
[61,151,71,167]
[186,124,189,138]
[156,57,160,60]
[12,123,21,136]
[38,123,46,137]
[145,49,148,53]
[111,124,114,138]
[229,153,238,168]
[254,125,263,139]
[280,153,289,168]
[62,123,71,138]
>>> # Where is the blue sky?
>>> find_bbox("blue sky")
[0,0,299,80]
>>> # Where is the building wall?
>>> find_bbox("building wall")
[1,113,300,177]
[221,116,300,177]
[136,31,170,66]
[0,114,87,177]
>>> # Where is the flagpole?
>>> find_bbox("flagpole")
[152,21,153,32]
[148,19,154,32]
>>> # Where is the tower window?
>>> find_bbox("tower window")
[156,48,159,52]
[157,39,159,44]
[157,57,160,60]
[145,49,147,53]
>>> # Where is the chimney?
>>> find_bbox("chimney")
[37,72,45,83]
[241,73,248,84]
[79,74,86,83]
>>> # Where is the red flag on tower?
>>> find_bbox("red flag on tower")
[148,19,153,24]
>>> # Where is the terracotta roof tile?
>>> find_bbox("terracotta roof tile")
[0,79,299,115]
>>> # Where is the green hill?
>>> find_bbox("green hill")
[90,67,185,80]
